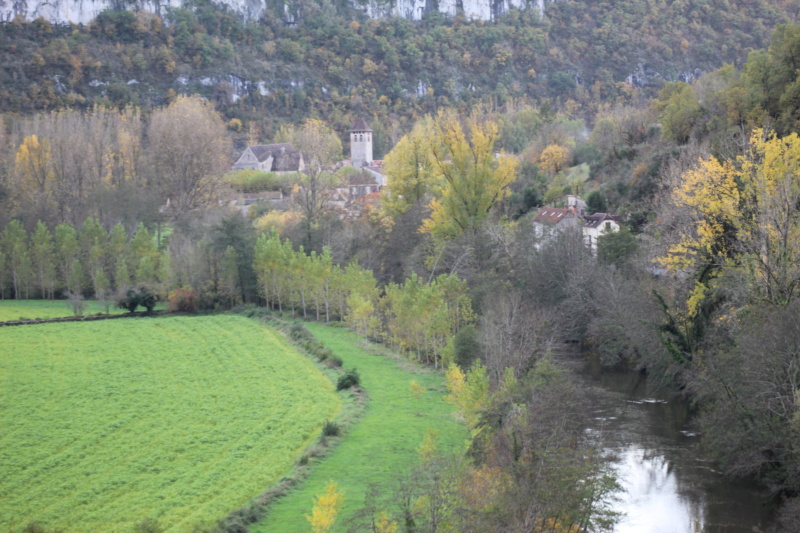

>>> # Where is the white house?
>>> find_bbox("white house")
[583,213,621,252]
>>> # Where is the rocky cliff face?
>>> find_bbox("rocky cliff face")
[0,0,548,25]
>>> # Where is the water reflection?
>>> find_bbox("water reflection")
[582,370,775,532]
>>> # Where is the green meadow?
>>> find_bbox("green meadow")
[253,323,468,532]
[0,299,165,321]
[0,315,340,532]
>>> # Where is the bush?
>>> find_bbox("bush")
[167,286,198,312]
[326,354,343,368]
[336,368,360,390]
[117,285,158,314]
[290,323,312,342]
[322,420,339,436]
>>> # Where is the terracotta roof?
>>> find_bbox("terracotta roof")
[531,208,575,225]
[583,213,620,229]
[351,118,372,132]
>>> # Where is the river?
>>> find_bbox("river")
[581,369,777,532]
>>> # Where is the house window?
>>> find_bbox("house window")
[605,222,611,231]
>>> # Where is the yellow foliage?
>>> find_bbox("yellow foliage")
[417,428,439,462]
[306,481,344,533]
[422,111,518,239]
[228,118,243,132]
[538,144,571,175]
[658,129,800,304]
[254,209,301,233]
[533,517,582,533]
[409,379,424,401]
[444,362,489,430]
[462,464,510,511]
[374,512,398,533]
[381,117,438,216]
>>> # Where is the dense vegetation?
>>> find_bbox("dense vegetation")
[0,315,340,532]
[4,2,800,530]
[0,0,797,150]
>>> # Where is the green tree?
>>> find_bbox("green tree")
[55,222,80,293]
[585,189,608,214]
[2,220,31,299]
[30,220,56,299]
[382,117,439,216]
[653,82,702,144]
[598,226,638,267]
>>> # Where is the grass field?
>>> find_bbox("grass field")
[252,323,468,532]
[0,299,165,321]
[0,315,341,532]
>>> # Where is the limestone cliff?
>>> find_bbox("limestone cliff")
[0,0,548,25]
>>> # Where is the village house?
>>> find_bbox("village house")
[531,195,621,252]
[231,143,305,173]
[583,212,621,251]
[230,118,385,219]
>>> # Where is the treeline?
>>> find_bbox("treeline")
[0,218,165,301]
[254,232,475,367]
[0,94,230,230]
[1,0,796,148]
[0,217,475,368]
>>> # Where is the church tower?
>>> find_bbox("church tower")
[350,118,373,169]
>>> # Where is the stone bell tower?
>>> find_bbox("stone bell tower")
[350,118,373,169]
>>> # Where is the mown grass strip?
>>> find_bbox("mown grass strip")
[0,315,340,532]
[252,323,467,532]
[0,299,165,321]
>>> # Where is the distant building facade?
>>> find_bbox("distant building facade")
[531,196,622,253]
[232,144,305,173]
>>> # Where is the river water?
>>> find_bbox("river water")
[581,369,777,532]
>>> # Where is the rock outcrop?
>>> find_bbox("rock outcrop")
[0,0,549,25]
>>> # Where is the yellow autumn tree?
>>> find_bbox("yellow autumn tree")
[421,111,518,239]
[538,144,571,176]
[444,361,490,431]
[15,134,55,219]
[307,481,344,533]
[660,129,800,306]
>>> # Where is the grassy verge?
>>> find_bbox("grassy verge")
[0,315,340,532]
[251,323,468,532]
[0,299,165,321]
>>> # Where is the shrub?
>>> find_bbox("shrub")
[336,368,360,390]
[167,286,198,313]
[326,354,343,368]
[116,285,157,313]
[65,290,87,317]
[290,323,312,341]
[322,420,339,437]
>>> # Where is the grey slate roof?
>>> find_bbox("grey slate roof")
[243,144,303,172]
[351,118,372,132]
[583,213,620,229]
